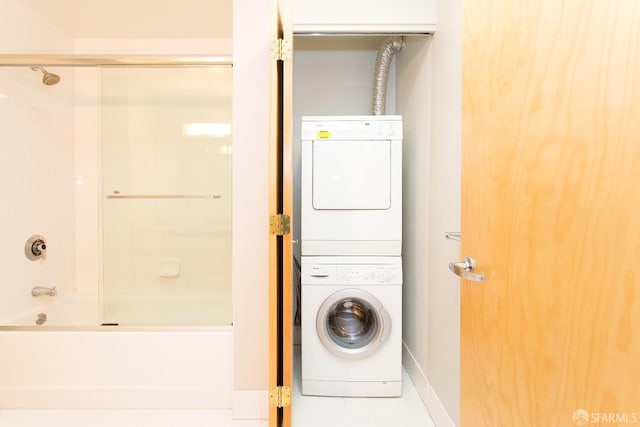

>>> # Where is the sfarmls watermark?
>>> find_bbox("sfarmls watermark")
[573,409,639,425]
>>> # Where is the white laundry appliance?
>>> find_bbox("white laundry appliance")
[301,256,402,397]
[301,115,402,256]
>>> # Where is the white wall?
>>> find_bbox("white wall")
[232,0,272,395]
[396,33,433,416]
[426,0,462,423]
[398,1,462,425]
[0,0,72,53]
[0,1,75,320]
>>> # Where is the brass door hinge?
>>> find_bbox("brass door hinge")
[269,385,291,408]
[271,38,291,61]
[270,214,291,236]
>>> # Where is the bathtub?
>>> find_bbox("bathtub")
[0,296,233,409]
[11,293,233,327]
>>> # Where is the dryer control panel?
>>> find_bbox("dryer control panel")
[301,115,403,141]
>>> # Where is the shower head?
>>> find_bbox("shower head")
[31,66,61,86]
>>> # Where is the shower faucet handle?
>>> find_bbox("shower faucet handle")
[32,239,47,255]
[25,234,47,260]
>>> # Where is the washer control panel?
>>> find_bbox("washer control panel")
[301,257,403,285]
[337,265,402,285]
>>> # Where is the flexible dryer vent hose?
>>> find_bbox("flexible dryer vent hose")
[371,36,405,115]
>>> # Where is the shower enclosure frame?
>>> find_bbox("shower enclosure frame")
[0,53,234,331]
[0,54,232,67]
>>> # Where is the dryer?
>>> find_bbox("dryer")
[301,115,402,256]
[301,256,402,397]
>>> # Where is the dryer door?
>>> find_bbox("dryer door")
[312,140,391,210]
[316,288,391,360]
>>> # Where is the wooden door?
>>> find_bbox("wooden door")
[280,0,294,425]
[269,0,293,426]
[461,1,640,425]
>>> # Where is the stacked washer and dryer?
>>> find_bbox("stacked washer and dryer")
[300,115,403,397]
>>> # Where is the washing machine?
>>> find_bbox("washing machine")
[301,256,402,397]
[301,115,402,256]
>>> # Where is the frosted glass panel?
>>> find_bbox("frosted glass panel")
[100,67,232,326]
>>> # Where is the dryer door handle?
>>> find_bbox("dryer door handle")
[310,273,330,278]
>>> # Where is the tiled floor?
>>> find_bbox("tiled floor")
[292,345,436,427]
[0,347,434,427]
[0,410,257,427]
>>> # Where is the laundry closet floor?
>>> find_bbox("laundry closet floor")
[293,345,436,427]
[0,409,249,427]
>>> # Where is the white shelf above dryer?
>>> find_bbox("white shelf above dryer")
[292,0,437,35]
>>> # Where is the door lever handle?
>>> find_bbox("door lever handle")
[449,256,485,281]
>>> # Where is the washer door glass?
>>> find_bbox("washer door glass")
[326,297,377,349]
[316,289,391,359]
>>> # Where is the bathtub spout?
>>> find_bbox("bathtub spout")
[32,286,57,297]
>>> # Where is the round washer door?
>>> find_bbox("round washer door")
[316,288,391,360]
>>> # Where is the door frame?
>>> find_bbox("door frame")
[269,0,293,425]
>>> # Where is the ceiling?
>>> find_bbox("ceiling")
[17,0,232,39]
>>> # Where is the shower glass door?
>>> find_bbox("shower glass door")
[100,66,232,326]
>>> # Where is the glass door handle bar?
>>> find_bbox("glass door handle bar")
[105,194,221,199]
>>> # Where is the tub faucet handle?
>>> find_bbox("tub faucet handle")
[25,234,47,261]
[32,239,46,255]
